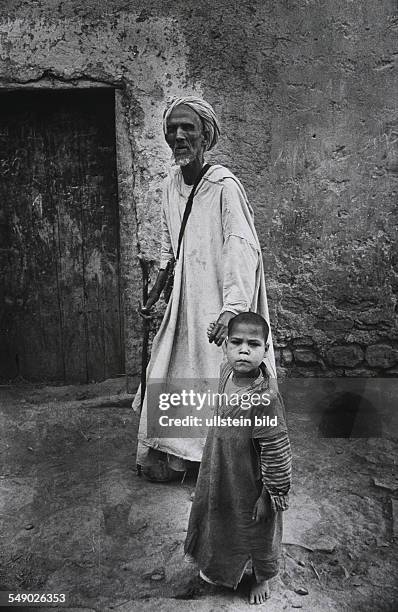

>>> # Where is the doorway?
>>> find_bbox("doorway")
[0,88,124,382]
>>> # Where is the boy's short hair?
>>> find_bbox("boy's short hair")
[227,312,270,342]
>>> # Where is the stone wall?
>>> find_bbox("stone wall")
[1,0,397,380]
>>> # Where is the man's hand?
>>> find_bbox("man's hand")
[252,490,274,523]
[207,311,235,346]
[138,267,170,320]
[207,321,216,339]
[138,293,159,320]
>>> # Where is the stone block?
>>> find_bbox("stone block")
[293,348,319,365]
[365,344,398,369]
[357,309,389,326]
[317,319,354,332]
[282,349,293,364]
[326,345,363,367]
[345,330,380,345]
[344,368,377,377]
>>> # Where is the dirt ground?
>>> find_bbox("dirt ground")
[0,377,397,612]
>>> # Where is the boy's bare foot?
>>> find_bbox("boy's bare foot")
[249,578,269,604]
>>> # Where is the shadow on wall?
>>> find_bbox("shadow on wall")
[318,391,382,438]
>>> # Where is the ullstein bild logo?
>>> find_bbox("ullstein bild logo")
[157,414,278,428]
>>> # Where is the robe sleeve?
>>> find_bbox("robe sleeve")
[259,432,292,512]
[159,191,174,270]
[220,178,259,315]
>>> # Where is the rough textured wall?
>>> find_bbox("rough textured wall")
[1,0,397,380]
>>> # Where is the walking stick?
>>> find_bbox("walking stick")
[138,254,150,414]
[137,255,150,477]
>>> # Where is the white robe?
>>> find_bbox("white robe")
[133,164,276,464]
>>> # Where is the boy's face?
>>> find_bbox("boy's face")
[226,322,268,376]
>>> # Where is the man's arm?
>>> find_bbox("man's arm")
[140,266,170,318]
[140,191,174,317]
[208,179,259,345]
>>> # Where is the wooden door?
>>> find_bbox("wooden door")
[0,88,124,382]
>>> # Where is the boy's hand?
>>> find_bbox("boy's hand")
[208,311,235,346]
[252,491,274,523]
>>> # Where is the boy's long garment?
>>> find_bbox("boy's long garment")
[132,164,277,468]
[185,362,291,588]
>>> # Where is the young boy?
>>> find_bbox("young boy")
[184,312,291,604]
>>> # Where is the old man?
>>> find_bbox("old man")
[133,96,276,481]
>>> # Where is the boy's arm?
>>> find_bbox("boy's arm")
[259,432,292,512]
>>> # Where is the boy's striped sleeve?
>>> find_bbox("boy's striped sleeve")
[259,432,292,512]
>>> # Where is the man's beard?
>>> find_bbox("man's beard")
[173,145,195,167]
[175,154,194,166]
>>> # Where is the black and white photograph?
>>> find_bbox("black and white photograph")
[0,1,397,611]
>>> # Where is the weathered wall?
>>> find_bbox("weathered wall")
[1,0,397,380]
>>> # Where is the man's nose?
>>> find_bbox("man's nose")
[176,126,186,140]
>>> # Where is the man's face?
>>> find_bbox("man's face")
[226,322,268,376]
[165,104,207,166]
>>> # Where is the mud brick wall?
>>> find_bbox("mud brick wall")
[0,0,397,381]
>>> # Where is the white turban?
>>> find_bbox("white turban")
[163,96,221,151]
